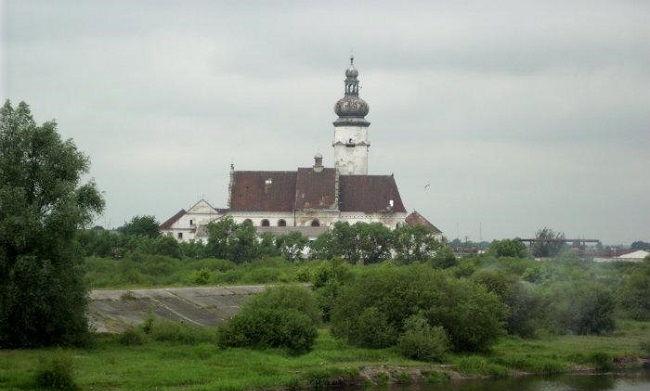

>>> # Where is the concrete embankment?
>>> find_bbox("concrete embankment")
[89,285,266,333]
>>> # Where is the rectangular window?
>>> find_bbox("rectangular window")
[177,232,183,239]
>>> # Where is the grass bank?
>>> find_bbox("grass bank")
[1,320,649,391]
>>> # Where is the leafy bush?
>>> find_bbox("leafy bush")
[487,239,528,258]
[330,265,506,352]
[397,314,449,362]
[244,285,321,324]
[34,352,78,390]
[618,260,650,320]
[118,327,146,346]
[218,308,317,355]
[146,318,217,344]
[539,281,616,335]
[218,285,320,354]
[189,268,212,285]
[473,270,541,338]
[346,307,396,348]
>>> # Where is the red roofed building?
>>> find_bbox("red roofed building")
[161,58,440,242]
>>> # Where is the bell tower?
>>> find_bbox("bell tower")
[333,56,370,175]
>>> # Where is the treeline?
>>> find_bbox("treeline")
[213,253,650,359]
[79,216,452,265]
[79,216,650,359]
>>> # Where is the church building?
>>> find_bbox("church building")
[160,58,441,242]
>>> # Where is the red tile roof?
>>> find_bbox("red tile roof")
[294,168,337,210]
[405,210,442,234]
[338,175,406,213]
[229,171,297,212]
[228,169,407,214]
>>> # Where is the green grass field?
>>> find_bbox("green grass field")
[1,321,648,391]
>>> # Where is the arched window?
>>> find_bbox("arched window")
[243,219,252,225]
[261,219,270,227]
[311,220,320,227]
[278,219,287,227]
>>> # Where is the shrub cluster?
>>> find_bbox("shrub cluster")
[218,286,319,355]
[330,265,507,353]
[34,351,78,390]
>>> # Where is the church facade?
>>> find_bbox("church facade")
[160,58,440,242]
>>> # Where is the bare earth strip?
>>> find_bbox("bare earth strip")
[88,286,267,333]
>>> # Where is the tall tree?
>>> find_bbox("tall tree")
[205,217,258,263]
[276,231,308,262]
[0,101,104,347]
[531,227,566,258]
[119,215,161,238]
[392,224,441,263]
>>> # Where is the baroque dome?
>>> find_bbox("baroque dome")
[334,96,369,118]
[333,56,370,127]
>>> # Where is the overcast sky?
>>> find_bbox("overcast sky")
[2,0,648,245]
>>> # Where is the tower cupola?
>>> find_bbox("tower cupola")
[332,56,371,175]
[334,56,370,127]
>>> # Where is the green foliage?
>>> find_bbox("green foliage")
[34,351,78,390]
[0,101,104,348]
[588,351,615,371]
[425,278,507,352]
[244,285,321,324]
[119,215,161,238]
[309,222,393,264]
[205,217,259,263]
[330,265,507,352]
[219,308,317,355]
[430,245,457,269]
[472,269,540,338]
[276,231,309,262]
[346,307,397,348]
[392,224,441,263]
[311,259,353,322]
[531,227,566,258]
[303,366,359,389]
[488,239,529,258]
[540,281,616,335]
[145,318,217,344]
[397,314,449,362]
[189,268,212,285]
[218,286,319,354]
[118,327,146,346]
[454,356,507,377]
[354,222,393,264]
[618,259,650,320]
[640,339,650,356]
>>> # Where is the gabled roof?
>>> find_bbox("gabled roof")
[228,168,407,215]
[230,171,297,212]
[294,168,337,210]
[159,209,186,230]
[338,175,406,213]
[405,210,442,234]
[187,199,220,214]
